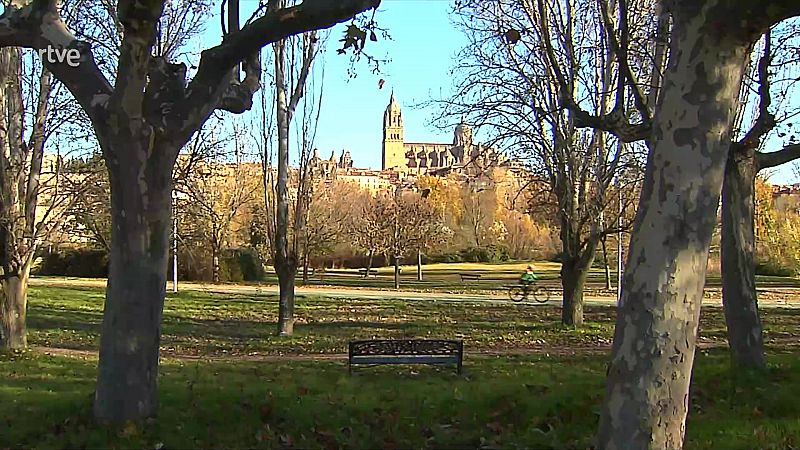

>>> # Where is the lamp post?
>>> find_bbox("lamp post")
[172,189,187,293]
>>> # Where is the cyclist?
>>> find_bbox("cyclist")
[519,264,538,293]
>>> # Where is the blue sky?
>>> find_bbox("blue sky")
[309,0,469,169]
[199,0,467,169]
[208,1,798,182]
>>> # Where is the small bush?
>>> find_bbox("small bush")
[458,245,511,263]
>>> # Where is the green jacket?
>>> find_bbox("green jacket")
[520,271,537,282]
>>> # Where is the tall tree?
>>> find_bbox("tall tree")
[592,2,800,447]
[0,42,90,348]
[720,23,800,370]
[441,0,644,325]
[259,13,326,336]
[300,179,361,283]
[0,48,51,349]
[0,0,380,423]
[350,189,391,277]
[377,189,449,289]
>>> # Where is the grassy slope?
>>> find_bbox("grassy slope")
[2,350,799,449]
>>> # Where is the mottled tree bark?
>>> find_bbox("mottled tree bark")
[94,136,174,423]
[721,147,765,369]
[276,262,296,336]
[596,3,761,447]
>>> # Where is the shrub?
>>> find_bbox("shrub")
[458,245,511,263]
[222,248,265,282]
[755,260,796,277]
[35,248,109,277]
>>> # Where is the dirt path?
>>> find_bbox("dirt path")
[29,276,800,308]
[34,342,736,362]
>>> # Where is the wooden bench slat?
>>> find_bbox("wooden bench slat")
[352,355,459,365]
[459,273,482,281]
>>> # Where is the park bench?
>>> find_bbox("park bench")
[348,339,463,374]
[459,273,482,282]
[358,268,378,277]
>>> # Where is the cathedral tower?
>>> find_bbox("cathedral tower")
[382,91,406,170]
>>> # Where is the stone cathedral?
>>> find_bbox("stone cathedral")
[381,91,506,175]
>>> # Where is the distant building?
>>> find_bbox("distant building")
[772,183,800,213]
[381,91,510,176]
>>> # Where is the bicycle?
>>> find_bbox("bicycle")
[507,281,551,303]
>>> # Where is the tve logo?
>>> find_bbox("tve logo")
[37,46,81,67]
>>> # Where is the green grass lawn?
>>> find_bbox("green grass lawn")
[5,285,800,448]
[26,285,800,357]
[31,260,800,295]
[257,260,800,293]
[2,350,799,449]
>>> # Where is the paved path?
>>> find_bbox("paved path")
[29,276,800,308]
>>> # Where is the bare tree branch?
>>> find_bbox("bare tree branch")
[0,0,113,121]
[756,144,800,170]
[174,0,379,140]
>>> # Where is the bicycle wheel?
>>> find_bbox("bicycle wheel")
[508,286,526,302]
[531,286,551,303]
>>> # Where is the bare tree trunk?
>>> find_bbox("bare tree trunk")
[721,147,765,369]
[273,37,299,336]
[276,263,296,336]
[94,138,173,424]
[597,5,753,446]
[601,236,611,290]
[0,266,30,349]
[560,245,596,327]
[302,245,310,285]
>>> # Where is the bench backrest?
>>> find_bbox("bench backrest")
[349,339,462,357]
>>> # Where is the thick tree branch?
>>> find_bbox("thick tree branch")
[756,144,800,171]
[736,32,774,153]
[110,0,166,118]
[570,108,651,142]
[598,0,650,122]
[173,0,379,143]
[0,0,112,122]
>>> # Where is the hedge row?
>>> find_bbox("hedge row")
[35,247,265,282]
